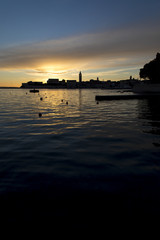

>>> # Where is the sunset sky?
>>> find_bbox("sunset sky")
[0,0,160,87]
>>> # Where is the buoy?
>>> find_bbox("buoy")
[40,97,43,101]
[39,113,42,117]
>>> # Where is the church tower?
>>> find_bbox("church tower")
[79,71,82,83]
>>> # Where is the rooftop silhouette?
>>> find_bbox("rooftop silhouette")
[21,72,140,89]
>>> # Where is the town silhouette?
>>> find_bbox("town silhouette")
[21,53,160,90]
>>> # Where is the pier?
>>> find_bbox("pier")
[95,94,160,101]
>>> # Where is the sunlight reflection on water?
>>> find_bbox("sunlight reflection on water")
[0,89,160,171]
[1,88,160,228]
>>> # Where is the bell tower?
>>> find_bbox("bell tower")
[79,71,82,83]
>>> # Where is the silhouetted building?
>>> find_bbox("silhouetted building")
[47,79,59,84]
[21,81,43,88]
[79,71,82,83]
[67,80,77,88]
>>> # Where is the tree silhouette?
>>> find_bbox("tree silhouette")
[140,53,160,83]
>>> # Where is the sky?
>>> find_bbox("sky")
[0,0,160,86]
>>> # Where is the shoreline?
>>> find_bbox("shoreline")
[0,87,19,89]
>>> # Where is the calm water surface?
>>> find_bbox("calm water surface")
[0,88,160,230]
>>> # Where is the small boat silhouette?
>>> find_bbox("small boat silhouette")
[30,89,39,93]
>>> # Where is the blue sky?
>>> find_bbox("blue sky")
[0,0,160,86]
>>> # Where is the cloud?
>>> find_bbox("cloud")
[0,23,159,74]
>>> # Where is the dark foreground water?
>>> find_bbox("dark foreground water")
[0,88,160,233]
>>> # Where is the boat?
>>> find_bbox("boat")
[30,89,39,93]
[132,83,160,94]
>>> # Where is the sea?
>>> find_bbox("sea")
[0,88,160,233]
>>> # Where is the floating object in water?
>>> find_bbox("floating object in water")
[39,113,42,117]
[30,89,39,93]
[61,99,63,102]
[40,97,43,101]
[66,101,68,105]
